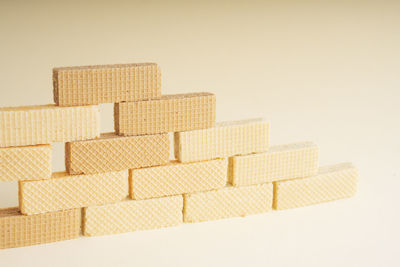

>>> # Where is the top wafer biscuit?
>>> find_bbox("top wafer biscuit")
[53,63,161,106]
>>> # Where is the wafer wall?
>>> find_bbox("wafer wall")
[0,62,358,249]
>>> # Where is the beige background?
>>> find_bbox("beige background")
[0,0,399,266]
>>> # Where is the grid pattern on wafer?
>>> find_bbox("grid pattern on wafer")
[183,183,273,223]
[0,208,80,249]
[19,171,127,215]
[115,92,215,136]
[175,118,269,163]
[66,133,169,174]
[83,195,182,236]
[0,105,100,147]
[0,144,52,181]
[229,142,319,186]
[129,158,227,200]
[273,163,358,210]
[53,63,161,106]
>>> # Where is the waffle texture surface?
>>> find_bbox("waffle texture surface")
[53,63,161,106]
[0,208,80,249]
[273,162,358,210]
[115,92,216,136]
[184,183,273,223]
[83,195,182,236]
[66,133,169,174]
[0,105,100,147]
[129,158,227,200]
[229,142,319,186]
[19,171,127,214]
[175,118,269,163]
[0,144,52,181]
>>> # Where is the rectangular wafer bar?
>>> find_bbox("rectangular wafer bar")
[129,158,227,200]
[115,92,216,136]
[19,171,127,215]
[53,63,161,106]
[66,133,169,174]
[175,118,269,163]
[273,163,358,210]
[183,183,273,223]
[0,105,99,147]
[0,144,51,181]
[83,195,182,236]
[229,142,319,186]
[0,207,80,249]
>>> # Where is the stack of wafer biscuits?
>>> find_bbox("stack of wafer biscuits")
[0,62,358,249]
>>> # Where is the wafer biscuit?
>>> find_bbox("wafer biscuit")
[66,133,169,174]
[53,63,161,106]
[129,158,227,200]
[0,207,80,249]
[19,171,127,215]
[0,144,51,181]
[229,142,319,186]
[115,92,216,136]
[273,163,358,210]
[175,118,269,163]
[83,195,182,236]
[0,105,99,147]
[183,183,273,223]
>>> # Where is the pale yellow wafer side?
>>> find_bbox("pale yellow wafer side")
[53,63,161,106]
[175,118,269,163]
[229,142,319,186]
[129,158,227,200]
[19,171,127,215]
[83,195,183,236]
[0,144,51,181]
[66,133,169,174]
[0,105,100,147]
[115,92,216,136]
[0,207,80,249]
[273,163,358,210]
[183,183,273,223]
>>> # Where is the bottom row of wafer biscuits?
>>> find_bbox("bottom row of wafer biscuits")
[1,162,358,249]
